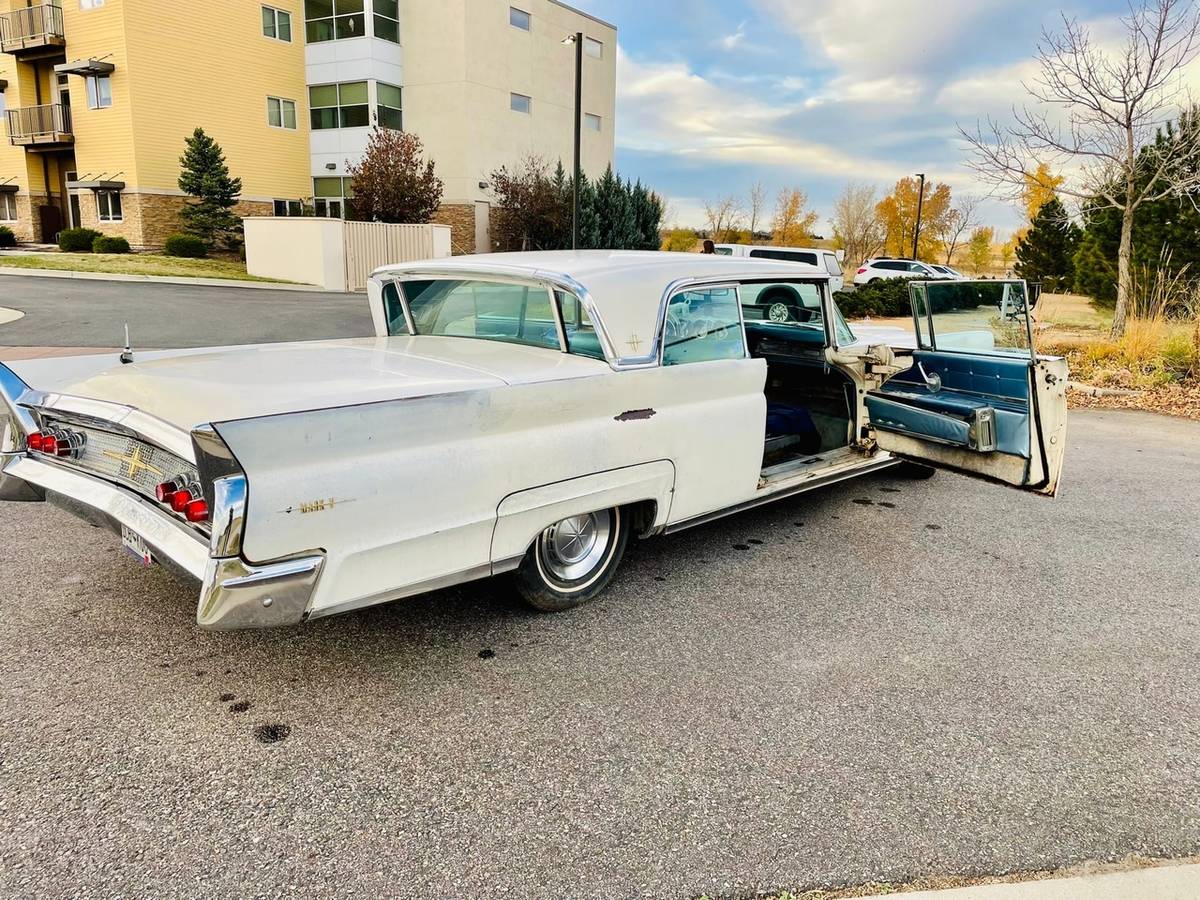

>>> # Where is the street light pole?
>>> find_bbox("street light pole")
[567,31,584,251]
[911,172,926,260]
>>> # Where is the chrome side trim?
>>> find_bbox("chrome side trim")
[663,455,902,535]
[197,554,324,631]
[209,474,247,558]
[0,362,38,435]
[5,455,209,578]
[23,391,196,460]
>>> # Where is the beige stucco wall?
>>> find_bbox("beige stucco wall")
[399,0,617,205]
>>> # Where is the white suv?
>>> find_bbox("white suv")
[714,243,844,293]
[853,258,947,285]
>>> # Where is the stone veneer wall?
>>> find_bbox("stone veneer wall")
[74,192,275,250]
[2,194,43,244]
[431,203,478,255]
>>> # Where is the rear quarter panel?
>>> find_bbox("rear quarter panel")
[214,357,767,615]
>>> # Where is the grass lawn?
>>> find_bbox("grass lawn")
[0,252,291,283]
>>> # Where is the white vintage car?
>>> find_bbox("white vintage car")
[0,252,1068,630]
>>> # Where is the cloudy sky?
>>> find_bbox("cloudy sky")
[570,0,1138,237]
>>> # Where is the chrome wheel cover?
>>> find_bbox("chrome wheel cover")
[538,510,612,583]
[767,302,790,322]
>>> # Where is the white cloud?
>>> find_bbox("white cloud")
[616,47,907,180]
[719,20,748,50]
[753,0,1014,79]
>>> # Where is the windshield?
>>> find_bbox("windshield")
[395,279,561,350]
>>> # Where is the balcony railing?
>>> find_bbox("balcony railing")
[6,103,73,147]
[0,3,66,56]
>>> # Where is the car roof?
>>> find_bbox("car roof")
[714,243,830,253]
[374,250,831,365]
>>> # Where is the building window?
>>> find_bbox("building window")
[267,96,298,129]
[305,0,364,43]
[313,176,354,218]
[79,0,104,8]
[585,113,601,131]
[96,190,122,222]
[376,82,402,129]
[373,0,399,43]
[509,7,530,30]
[510,92,531,114]
[273,199,304,216]
[584,36,602,59]
[0,90,6,116]
[309,81,369,129]
[262,6,293,41]
[86,74,112,109]
[0,193,16,222]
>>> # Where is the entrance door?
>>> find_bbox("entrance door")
[865,280,1068,495]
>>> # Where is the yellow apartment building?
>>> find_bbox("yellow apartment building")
[0,0,615,251]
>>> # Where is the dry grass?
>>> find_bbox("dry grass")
[0,252,289,283]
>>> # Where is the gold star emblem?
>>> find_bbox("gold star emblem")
[626,333,643,353]
[103,444,164,481]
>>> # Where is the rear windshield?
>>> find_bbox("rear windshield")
[396,279,561,350]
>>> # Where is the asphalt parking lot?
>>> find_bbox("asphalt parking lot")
[0,274,371,349]
[1,405,1198,898]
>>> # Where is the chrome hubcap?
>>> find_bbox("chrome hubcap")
[539,510,612,582]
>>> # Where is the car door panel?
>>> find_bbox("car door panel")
[865,280,1068,495]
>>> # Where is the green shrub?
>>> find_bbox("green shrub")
[163,233,208,258]
[0,225,16,249]
[92,235,131,254]
[835,278,916,318]
[58,228,102,253]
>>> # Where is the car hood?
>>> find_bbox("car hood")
[33,337,607,430]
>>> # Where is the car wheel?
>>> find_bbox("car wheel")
[515,506,629,612]
[894,460,937,479]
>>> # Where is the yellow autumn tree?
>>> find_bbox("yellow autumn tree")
[1022,163,1064,222]
[965,225,995,274]
[875,177,952,260]
[771,188,819,245]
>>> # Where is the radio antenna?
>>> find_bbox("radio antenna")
[120,323,134,364]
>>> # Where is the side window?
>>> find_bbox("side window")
[662,287,745,366]
[555,291,605,360]
[381,280,408,334]
[748,248,818,265]
[823,254,842,276]
[907,262,929,273]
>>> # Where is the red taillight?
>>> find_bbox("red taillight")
[856,267,867,274]
[170,489,192,512]
[184,499,209,522]
[27,432,44,451]
[41,435,58,455]
[155,481,179,503]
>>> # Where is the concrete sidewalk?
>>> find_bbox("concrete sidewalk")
[0,264,328,292]
[896,861,1200,899]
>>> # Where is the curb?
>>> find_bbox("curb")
[892,860,1200,899]
[0,265,330,293]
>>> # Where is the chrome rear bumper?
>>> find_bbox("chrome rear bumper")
[2,455,324,630]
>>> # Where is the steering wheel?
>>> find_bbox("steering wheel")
[688,315,728,339]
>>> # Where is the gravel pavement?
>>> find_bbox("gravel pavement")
[1,408,1198,898]
[0,274,371,348]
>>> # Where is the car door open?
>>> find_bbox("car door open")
[864,280,1068,496]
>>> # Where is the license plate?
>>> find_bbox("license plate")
[121,525,154,567]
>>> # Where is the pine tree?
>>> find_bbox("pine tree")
[177,127,243,249]
[576,172,601,249]
[1015,197,1082,292]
